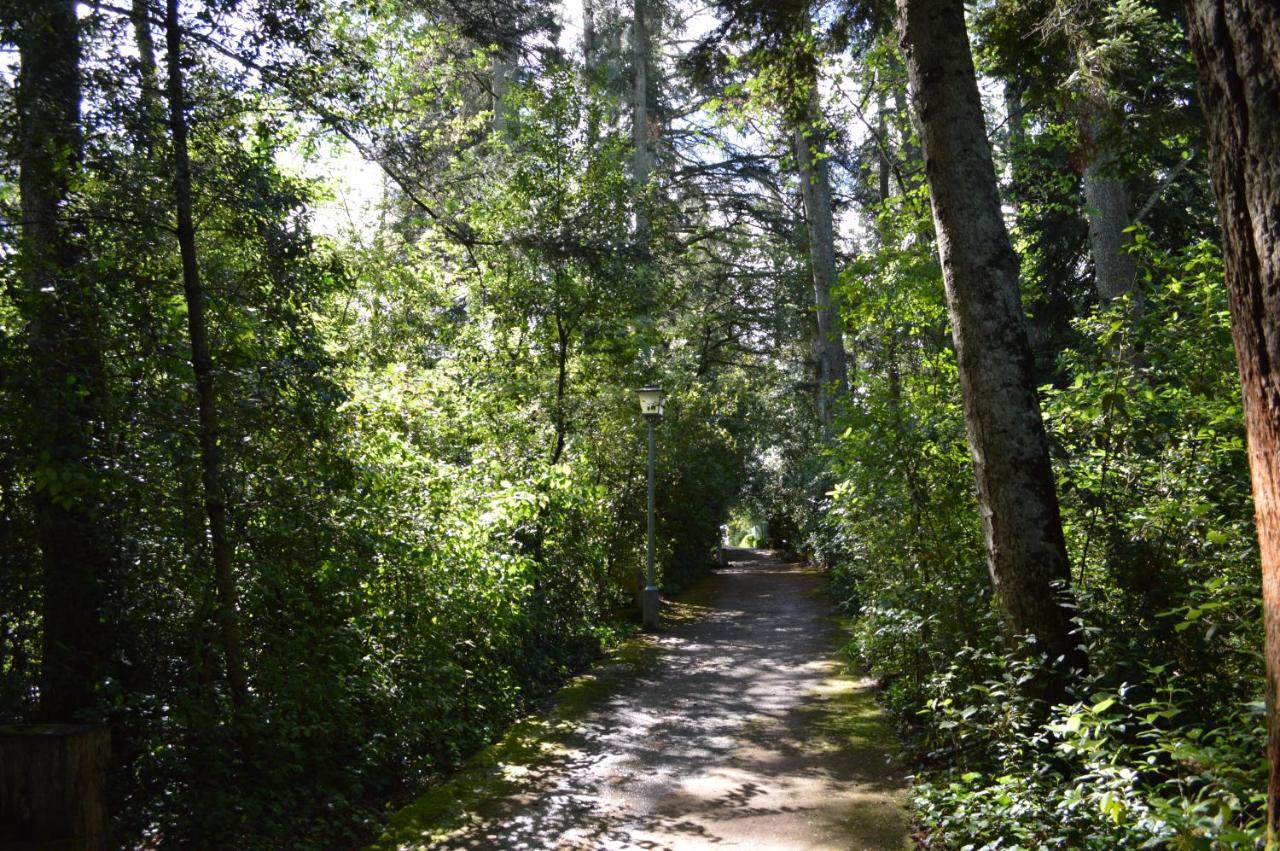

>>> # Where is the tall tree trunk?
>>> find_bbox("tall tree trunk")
[130,0,163,152]
[17,0,115,721]
[793,88,850,431]
[1005,83,1025,164]
[1083,160,1138,302]
[808,330,827,427]
[877,86,891,206]
[631,0,650,245]
[550,306,570,466]
[582,0,596,73]
[583,0,600,147]
[1080,102,1140,306]
[897,0,1084,695]
[491,53,512,136]
[132,0,158,78]
[164,0,249,709]
[1183,0,1280,837]
[1006,82,1053,357]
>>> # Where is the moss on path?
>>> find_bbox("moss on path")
[368,549,910,850]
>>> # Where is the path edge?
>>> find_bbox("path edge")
[364,588,719,850]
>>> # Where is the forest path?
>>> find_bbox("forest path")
[371,548,911,850]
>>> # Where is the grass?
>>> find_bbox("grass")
[365,632,663,849]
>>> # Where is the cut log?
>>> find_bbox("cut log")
[0,724,109,851]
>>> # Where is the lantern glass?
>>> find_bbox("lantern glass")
[636,386,665,418]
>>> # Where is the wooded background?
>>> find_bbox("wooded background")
[2,0,1278,846]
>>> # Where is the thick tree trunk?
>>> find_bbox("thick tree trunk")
[897,0,1084,693]
[793,89,850,430]
[1183,0,1280,837]
[165,0,249,709]
[1083,157,1139,302]
[808,332,827,427]
[631,0,650,243]
[0,723,109,850]
[1080,101,1140,307]
[17,0,115,722]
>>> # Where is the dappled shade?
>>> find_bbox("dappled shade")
[372,550,909,850]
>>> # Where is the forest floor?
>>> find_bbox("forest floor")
[368,548,911,850]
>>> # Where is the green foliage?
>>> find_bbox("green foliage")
[2,10,776,844]
[0,0,1263,848]
[798,209,1264,847]
[1043,235,1257,693]
[914,657,1265,849]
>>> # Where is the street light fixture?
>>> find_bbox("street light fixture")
[636,385,664,630]
[637,386,665,418]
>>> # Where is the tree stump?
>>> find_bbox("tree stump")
[0,724,109,851]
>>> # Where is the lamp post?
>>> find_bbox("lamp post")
[636,386,665,630]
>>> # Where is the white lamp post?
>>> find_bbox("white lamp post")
[636,386,665,630]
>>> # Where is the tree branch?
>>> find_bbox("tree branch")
[1133,152,1196,225]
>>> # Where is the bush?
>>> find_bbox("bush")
[763,227,1266,849]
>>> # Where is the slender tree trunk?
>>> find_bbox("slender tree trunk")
[164,0,248,709]
[631,0,650,244]
[1006,82,1053,357]
[897,0,1084,695]
[877,86,891,205]
[583,0,600,147]
[582,0,596,73]
[131,0,163,152]
[877,79,922,543]
[491,53,512,136]
[1004,82,1029,223]
[551,313,570,466]
[18,0,115,721]
[132,0,158,76]
[1183,0,1280,837]
[1005,83,1025,163]
[793,89,850,431]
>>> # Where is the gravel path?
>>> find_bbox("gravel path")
[385,548,911,850]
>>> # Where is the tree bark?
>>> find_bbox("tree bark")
[550,313,570,466]
[877,85,891,206]
[130,0,163,152]
[582,0,596,73]
[165,0,249,709]
[0,723,110,851]
[793,88,850,431]
[897,0,1084,694]
[1080,101,1140,306]
[1005,82,1025,165]
[583,0,601,148]
[1183,0,1280,837]
[17,0,115,722]
[491,52,512,136]
[1083,158,1139,301]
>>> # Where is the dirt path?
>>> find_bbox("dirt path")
[372,549,911,850]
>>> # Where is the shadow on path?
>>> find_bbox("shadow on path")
[370,549,911,850]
